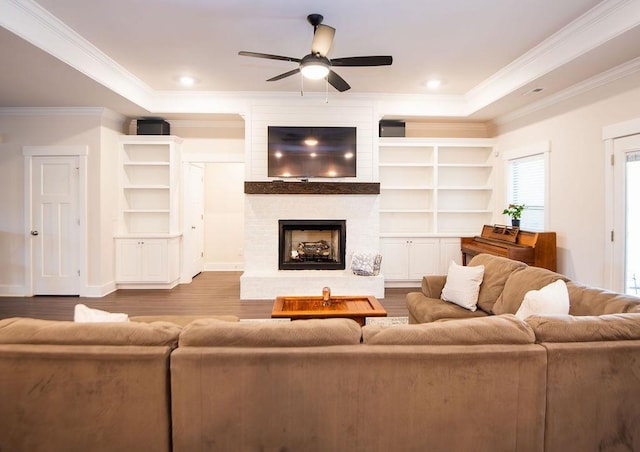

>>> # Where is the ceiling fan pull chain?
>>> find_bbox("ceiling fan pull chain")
[300,73,304,96]
[325,76,329,103]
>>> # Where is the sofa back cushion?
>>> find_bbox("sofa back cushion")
[525,313,640,342]
[493,266,569,315]
[566,281,640,315]
[179,318,362,347]
[0,317,181,346]
[130,314,239,326]
[362,314,535,345]
[468,254,527,313]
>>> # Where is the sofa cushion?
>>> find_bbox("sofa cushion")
[525,313,640,342]
[515,279,570,320]
[566,281,640,315]
[493,266,569,315]
[362,314,535,345]
[0,317,180,346]
[407,293,489,323]
[441,261,485,311]
[421,274,447,298]
[468,254,527,313]
[130,314,239,326]
[178,318,362,347]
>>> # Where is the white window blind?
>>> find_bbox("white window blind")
[507,153,545,231]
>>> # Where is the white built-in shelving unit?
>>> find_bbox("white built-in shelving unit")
[114,135,182,288]
[378,137,496,285]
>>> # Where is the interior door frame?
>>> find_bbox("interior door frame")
[23,145,88,296]
[603,117,640,292]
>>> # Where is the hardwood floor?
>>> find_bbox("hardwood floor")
[0,272,413,321]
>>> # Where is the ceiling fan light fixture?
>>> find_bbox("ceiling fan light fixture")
[301,61,330,79]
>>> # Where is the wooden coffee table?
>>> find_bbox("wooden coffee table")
[271,295,387,326]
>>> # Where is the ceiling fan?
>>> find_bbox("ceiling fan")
[239,14,392,92]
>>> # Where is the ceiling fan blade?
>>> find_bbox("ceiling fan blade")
[311,24,335,57]
[267,68,301,82]
[238,51,301,63]
[331,56,393,67]
[327,70,351,92]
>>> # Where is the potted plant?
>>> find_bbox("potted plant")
[502,203,525,227]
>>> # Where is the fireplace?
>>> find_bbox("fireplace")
[279,220,346,270]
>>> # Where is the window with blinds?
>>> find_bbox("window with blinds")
[507,153,545,231]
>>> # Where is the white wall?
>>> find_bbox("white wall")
[204,162,244,270]
[173,122,246,271]
[246,97,377,181]
[0,110,123,295]
[493,85,640,287]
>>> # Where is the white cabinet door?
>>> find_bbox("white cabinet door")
[439,237,462,271]
[381,237,462,283]
[115,239,143,282]
[408,239,439,280]
[380,238,410,280]
[115,238,172,283]
[140,239,168,282]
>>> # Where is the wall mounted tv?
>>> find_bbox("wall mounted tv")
[268,126,357,178]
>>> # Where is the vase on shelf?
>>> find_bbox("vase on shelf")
[511,219,520,227]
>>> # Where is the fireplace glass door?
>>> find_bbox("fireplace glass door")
[279,220,346,270]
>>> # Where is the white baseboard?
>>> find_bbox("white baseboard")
[0,284,28,297]
[82,281,117,297]
[204,262,244,272]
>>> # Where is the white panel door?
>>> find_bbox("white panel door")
[184,163,204,279]
[31,156,79,295]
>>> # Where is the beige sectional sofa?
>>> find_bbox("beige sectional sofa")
[1,261,639,451]
[406,253,640,323]
[0,318,182,452]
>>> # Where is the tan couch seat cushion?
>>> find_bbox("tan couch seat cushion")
[468,254,527,313]
[526,313,640,342]
[493,266,569,315]
[0,317,180,346]
[406,293,489,323]
[179,318,362,347]
[362,314,535,345]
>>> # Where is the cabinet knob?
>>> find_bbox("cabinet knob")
[30,230,39,236]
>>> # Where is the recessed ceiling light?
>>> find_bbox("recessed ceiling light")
[426,79,441,90]
[524,87,544,96]
[178,75,196,87]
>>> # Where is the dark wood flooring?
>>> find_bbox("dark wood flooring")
[0,272,413,321]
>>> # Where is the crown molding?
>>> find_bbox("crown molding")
[0,106,111,116]
[2,0,640,123]
[465,0,640,115]
[494,56,640,127]
[0,0,155,110]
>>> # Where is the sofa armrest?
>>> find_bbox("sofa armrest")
[421,275,447,298]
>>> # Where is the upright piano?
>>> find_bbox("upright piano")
[461,224,557,271]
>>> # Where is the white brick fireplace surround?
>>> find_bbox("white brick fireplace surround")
[240,193,384,299]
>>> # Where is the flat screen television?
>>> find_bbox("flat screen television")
[268,126,357,178]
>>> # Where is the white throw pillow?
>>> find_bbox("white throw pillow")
[441,261,485,311]
[515,279,570,320]
[74,304,129,323]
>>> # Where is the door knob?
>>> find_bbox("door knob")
[191,226,196,229]
[30,230,39,236]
